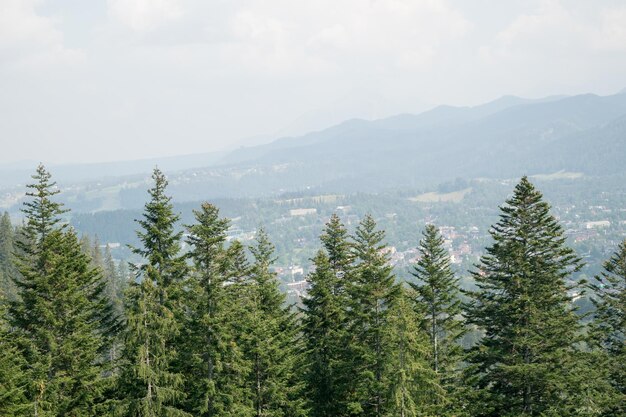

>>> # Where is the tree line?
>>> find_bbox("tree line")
[0,165,624,416]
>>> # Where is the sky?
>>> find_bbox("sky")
[1,0,626,165]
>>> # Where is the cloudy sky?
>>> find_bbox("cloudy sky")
[1,0,625,165]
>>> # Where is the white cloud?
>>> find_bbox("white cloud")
[2,0,626,164]
[222,0,471,74]
[596,6,626,51]
[484,0,626,60]
[0,0,60,47]
[107,0,184,32]
[0,0,82,72]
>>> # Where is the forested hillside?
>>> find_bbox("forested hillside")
[1,165,624,416]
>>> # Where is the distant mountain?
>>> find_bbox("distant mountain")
[196,92,626,196]
[0,151,227,188]
[3,92,626,212]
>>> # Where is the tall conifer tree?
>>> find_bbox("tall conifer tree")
[117,168,190,416]
[346,214,400,417]
[590,240,626,415]
[303,250,345,417]
[244,229,306,417]
[0,212,18,301]
[9,164,116,416]
[321,213,353,278]
[409,224,464,414]
[386,286,435,417]
[182,202,253,416]
[303,214,353,417]
[464,177,592,416]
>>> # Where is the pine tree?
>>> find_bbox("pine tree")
[409,224,464,413]
[182,202,253,416]
[464,177,593,417]
[346,214,400,417]
[117,168,190,417]
[244,229,307,417]
[386,286,435,417]
[590,239,626,414]
[9,164,116,416]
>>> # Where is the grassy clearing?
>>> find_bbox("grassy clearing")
[409,187,472,203]
[531,170,583,181]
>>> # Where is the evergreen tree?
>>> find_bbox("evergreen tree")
[244,229,307,417]
[117,168,190,416]
[9,164,116,416]
[91,236,103,266]
[0,298,29,416]
[386,286,435,417]
[80,234,93,258]
[101,244,124,375]
[302,250,346,417]
[103,244,124,318]
[320,213,353,279]
[346,214,400,417]
[464,177,595,416]
[182,202,253,416]
[0,212,18,301]
[303,214,353,417]
[409,224,464,413]
[590,240,626,414]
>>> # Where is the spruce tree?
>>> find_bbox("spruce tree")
[117,168,189,416]
[9,164,116,416]
[103,244,125,319]
[346,214,400,417]
[0,212,18,301]
[464,177,590,416]
[244,229,306,417]
[590,240,626,414]
[386,286,435,417]
[0,298,29,416]
[409,224,464,413]
[302,214,353,417]
[320,213,353,278]
[302,250,346,417]
[182,202,253,416]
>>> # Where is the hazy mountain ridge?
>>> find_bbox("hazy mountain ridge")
[2,92,626,212]
[202,92,626,190]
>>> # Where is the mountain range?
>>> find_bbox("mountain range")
[2,91,626,211]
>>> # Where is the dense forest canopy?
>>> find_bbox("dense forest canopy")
[0,165,624,416]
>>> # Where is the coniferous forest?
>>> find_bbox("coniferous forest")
[1,165,625,417]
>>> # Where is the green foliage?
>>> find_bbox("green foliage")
[345,214,401,417]
[116,168,190,416]
[9,164,116,416]
[302,250,346,417]
[4,165,626,416]
[181,202,254,416]
[409,224,464,414]
[302,214,354,417]
[590,240,626,414]
[244,229,307,417]
[0,212,18,301]
[464,177,602,416]
[386,286,437,417]
[0,300,29,416]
